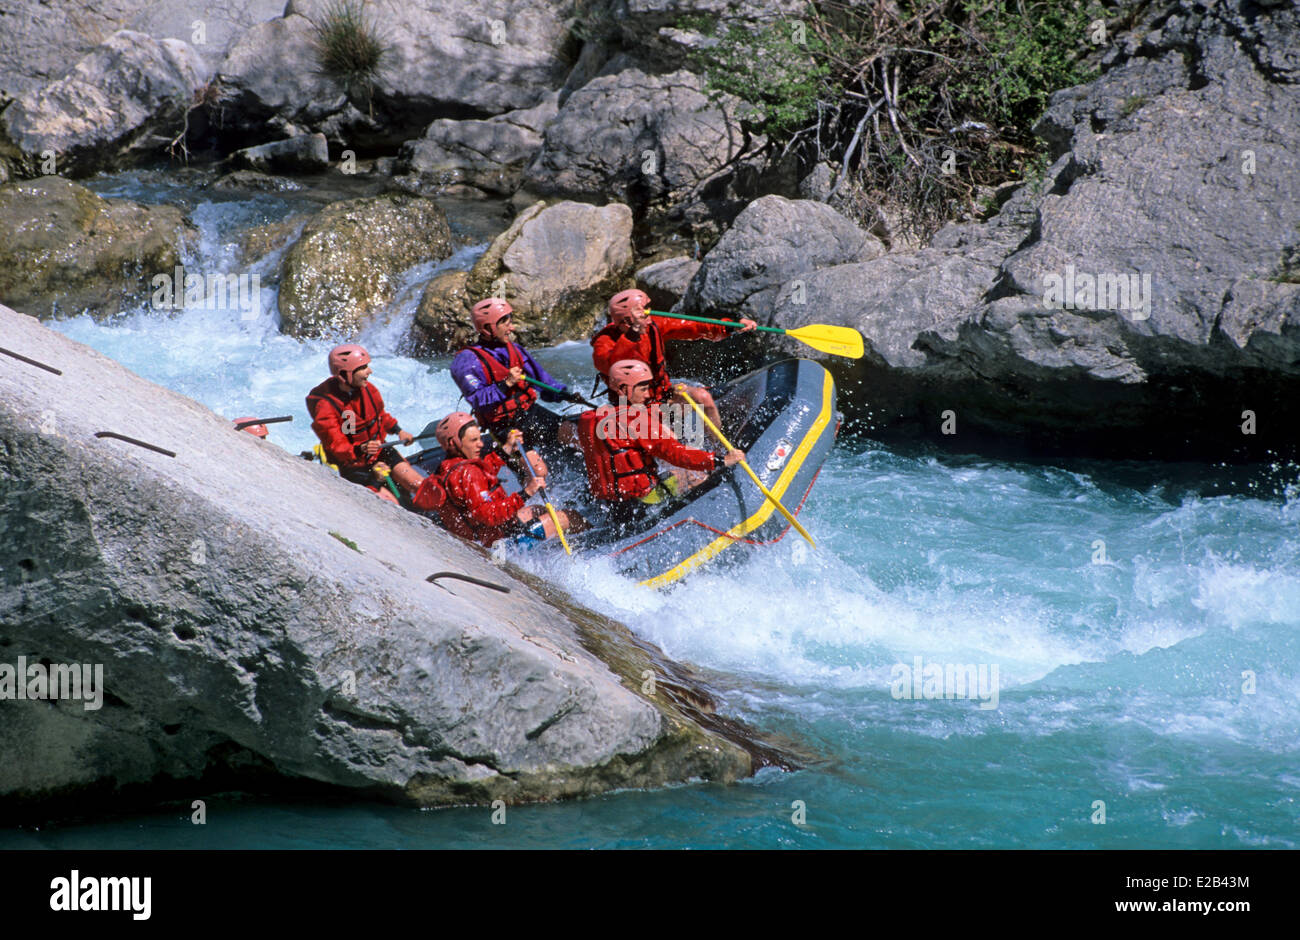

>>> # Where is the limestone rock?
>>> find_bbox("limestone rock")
[0,1,284,101]
[683,195,883,320]
[637,256,700,311]
[0,303,759,813]
[278,193,454,338]
[0,30,210,178]
[521,68,760,229]
[400,94,559,196]
[0,176,196,320]
[444,200,634,349]
[230,134,331,174]
[413,269,477,354]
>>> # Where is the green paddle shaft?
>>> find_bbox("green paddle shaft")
[649,310,781,334]
[522,376,595,407]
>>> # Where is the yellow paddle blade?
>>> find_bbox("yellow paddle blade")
[785,323,865,359]
[544,501,571,555]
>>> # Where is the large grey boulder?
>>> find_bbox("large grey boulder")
[415,200,634,351]
[761,0,1300,459]
[0,177,196,320]
[0,304,761,813]
[682,195,883,320]
[0,30,210,178]
[637,256,701,311]
[219,0,575,148]
[277,193,454,338]
[400,93,559,196]
[521,68,760,229]
[0,1,283,101]
[216,12,352,142]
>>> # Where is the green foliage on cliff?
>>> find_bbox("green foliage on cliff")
[682,0,1106,240]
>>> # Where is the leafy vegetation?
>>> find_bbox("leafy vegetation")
[683,0,1106,241]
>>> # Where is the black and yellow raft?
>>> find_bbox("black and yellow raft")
[573,357,838,587]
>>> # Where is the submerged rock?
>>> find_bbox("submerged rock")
[278,193,453,338]
[0,176,196,320]
[0,30,209,178]
[0,304,766,815]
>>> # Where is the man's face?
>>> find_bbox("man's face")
[486,312,514,344]
[616,300,649,334]
[346,364,372,388]
[457,424,484,459]
[620,379,654,406]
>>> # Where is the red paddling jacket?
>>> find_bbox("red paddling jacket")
[306,378,401,471]
[433,452,525,546]
[590,316,728,401]
[578,404,720,501]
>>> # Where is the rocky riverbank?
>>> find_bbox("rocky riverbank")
[0,304,793,817]
[2,0,1295,461]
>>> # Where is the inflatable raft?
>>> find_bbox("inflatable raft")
[574,358,837,586]
[409,358,837,587]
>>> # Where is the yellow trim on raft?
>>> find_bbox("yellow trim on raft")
[637,368,835,589]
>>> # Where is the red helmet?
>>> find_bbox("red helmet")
[608,289,650,323]
[328,343,370,379]
[606,358,654,395]
[471,297,513,334]
[233,416,268,439]
[435,411,477,454]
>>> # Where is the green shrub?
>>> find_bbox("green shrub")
[310,0,390,105]
[683,0,1106,240]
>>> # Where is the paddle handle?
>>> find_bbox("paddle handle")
[650,310,783,335]
[675,386,816,548]
[510,429,571,555]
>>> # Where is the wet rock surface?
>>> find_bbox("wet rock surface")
[0,176,196,320]
[0,304,773,814]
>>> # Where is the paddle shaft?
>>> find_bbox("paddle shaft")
[508,429,571,555]
[234,415,293,430]
[650,310,864,359]
[382,430,439,447]
[522,375,596,408]
[676,386,816,548]
[650,310,781,334]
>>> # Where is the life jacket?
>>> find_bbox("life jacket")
[306,379,387,456]
[434,454,519,544]
[466,343,539,425]
[577,407,663,501]
[590,321,675,402]
[410,475,446,512]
